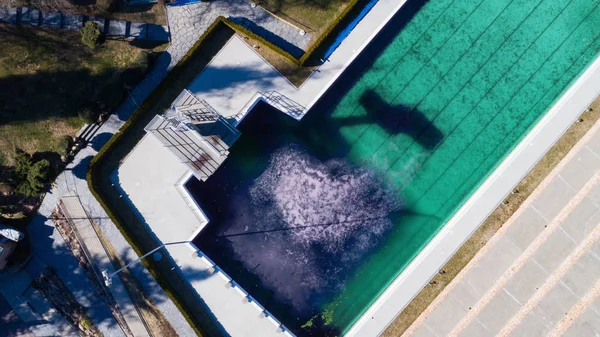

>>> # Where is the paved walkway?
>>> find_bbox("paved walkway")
[405,120,600,337]
[0,7,169,41]
[59,196,150,337]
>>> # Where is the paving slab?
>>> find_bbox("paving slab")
[503,259,549,304]
[458,236,522,296]
[63,14,83,30]
[461,319,491,337]
[422,292,470,337]
[563,307,600,337]
[562,251,600,298]
[40,11,61,28]
[560,146,600,191]
[531,228,578,272]
[505,207,548,250]
[473,288,522,334]
[510,312,551,337]
[532,283,580,330]
[588,182,600,206]
[559,198,599,244]
[108,20,127,36]
[532,178,576,220]
[410,324,439,337]
[19,7,39,25]
[585,137,600,158]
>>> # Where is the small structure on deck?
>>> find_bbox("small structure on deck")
[144,90,240,181]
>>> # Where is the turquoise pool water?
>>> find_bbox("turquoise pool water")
[191,0,600,335]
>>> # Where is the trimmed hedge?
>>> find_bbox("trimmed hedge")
[88,17,232,337]
[299,0,370,66]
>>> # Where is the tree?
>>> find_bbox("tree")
[80,21,102,49]
[13,151,50,197]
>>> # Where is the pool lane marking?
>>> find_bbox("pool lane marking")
[395,3,600,210]
[343,0,568,162]
[401,26,600,243]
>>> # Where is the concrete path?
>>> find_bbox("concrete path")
[0,7,169,41]
[405,120,600,337]
[59,196,150,337]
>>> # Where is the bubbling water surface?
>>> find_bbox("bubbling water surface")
[220,144,402,314]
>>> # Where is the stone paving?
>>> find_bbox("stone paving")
[405,120,600,337]
[0,7,169,41]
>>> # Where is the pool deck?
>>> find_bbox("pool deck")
[114,0,600,336]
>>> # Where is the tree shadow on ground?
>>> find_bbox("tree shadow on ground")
[90,133,114,152]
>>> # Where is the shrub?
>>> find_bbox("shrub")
[80,21,102,49]
[78,107,96,124]
[13,151,50,197]
[58,135,73,156]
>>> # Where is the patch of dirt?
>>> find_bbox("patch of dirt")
[33,267,101,337]
[51,206,133,337]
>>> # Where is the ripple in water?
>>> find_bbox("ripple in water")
[226,144,402,315]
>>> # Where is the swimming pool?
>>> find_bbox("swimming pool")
[190,0,600,335]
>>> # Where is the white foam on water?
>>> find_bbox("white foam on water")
[230,144,404,311]
[251,145,402,253]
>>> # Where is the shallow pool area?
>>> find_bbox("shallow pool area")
[188,0,600,335]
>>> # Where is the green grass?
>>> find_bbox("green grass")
[0,23,163,165]
[257,0,350,34]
